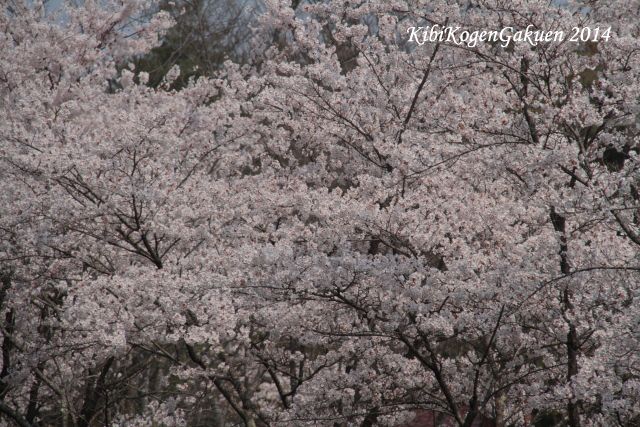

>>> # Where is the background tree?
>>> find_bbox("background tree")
[132,0,258,89]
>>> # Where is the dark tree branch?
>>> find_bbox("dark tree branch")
[0,402,33,427]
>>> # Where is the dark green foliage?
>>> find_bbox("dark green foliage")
[133,0,258,89]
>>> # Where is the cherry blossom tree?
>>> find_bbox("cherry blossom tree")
[0,1,264,425]
[230,1,640,426]
[1,0,640,427]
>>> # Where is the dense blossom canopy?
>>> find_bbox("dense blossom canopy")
[1,1,639,427]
